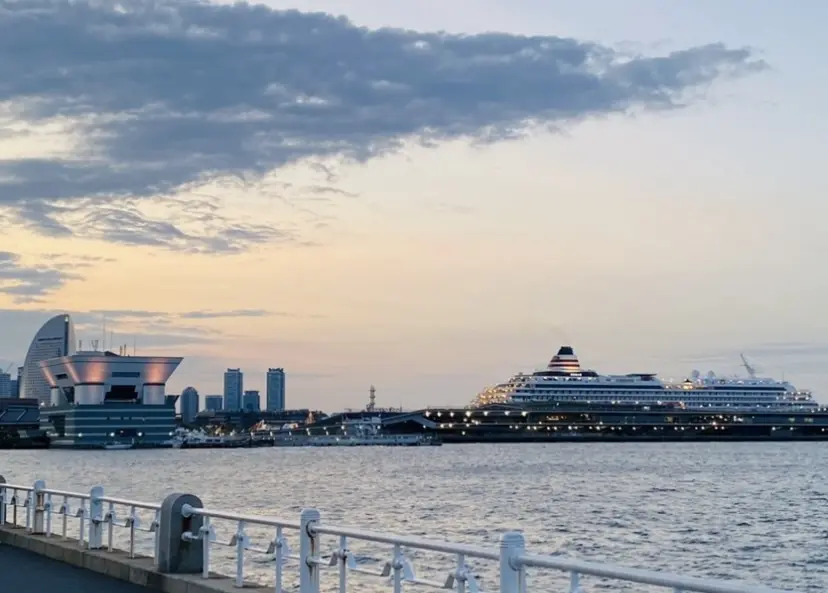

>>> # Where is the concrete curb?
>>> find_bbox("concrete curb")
[0,525,272,592]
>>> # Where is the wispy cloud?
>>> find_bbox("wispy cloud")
[179,309,272,319]
[0,251,80,303]
[0,0,765,252]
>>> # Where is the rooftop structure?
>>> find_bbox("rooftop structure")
[40,350,182,407]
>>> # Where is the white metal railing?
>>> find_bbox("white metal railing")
[0,481,160,559]
[0,480,802,593]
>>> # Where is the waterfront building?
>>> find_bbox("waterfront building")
[180,386,199,426]
[223,369,243,411]
[9,379,17,398]
[204,395,223,411]
[0,371,11,398]
[38,350,183,448]
[266,367,286,411]
[20,314,76,405]
[242,390,260,412]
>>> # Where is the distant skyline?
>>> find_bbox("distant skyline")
[2,0,827,409]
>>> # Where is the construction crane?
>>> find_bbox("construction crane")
[740,354,757,378]
[2,362,13,375]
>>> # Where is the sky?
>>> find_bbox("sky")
[1,0,827,410]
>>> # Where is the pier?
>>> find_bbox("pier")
[0,475,803,593]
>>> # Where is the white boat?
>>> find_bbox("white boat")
[102,442,133,450]
[273,433,439,447]
[471,346,819,411]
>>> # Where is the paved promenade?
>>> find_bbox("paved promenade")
[1,543,150,592]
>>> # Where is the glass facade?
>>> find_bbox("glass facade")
[224,369,243,411]
[21,314,75,405]
[180,387,199,425]
[41,403,176,448]
[266,368,285,411]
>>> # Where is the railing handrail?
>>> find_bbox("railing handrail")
[517,552,798,593]
[42,488,90,499]
[313,523,500,560]
[183,505,300,529]
[99,495,161,511]
[2,483,34,492]
[0,484,159,511]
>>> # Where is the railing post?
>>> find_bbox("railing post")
[299,508,321,593]
[157,493,204,574]
[0,476,6,525]
[0,475,6,525]
[31,480,46,534]
[500,531,525,593]
[88,486,104,549]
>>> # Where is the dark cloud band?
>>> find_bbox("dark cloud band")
[0,0,766,251]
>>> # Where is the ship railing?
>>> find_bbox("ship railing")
[0,478,801,593]
[0,480,161,559]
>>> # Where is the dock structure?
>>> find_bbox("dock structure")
[0,475,802,593]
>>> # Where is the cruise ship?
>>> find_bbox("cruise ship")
[471,346,818,410]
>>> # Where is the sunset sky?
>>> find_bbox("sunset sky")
[1,0,827,410]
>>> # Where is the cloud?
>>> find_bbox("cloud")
[0,0,766,251]
[179,309,272,319]
[0,251,80,303]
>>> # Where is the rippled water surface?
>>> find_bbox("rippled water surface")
[2,443,826,592]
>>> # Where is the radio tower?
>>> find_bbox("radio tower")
[367,385,376,412]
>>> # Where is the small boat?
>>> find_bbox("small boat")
[102,442,133,450]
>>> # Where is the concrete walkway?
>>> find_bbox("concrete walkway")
[0,543,151,592]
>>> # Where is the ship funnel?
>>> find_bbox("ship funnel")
[547,345,582,373]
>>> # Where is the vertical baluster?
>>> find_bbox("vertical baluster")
[77,499,86,546]
[0,480,5,526]
[202,516,211,579]
[128,505,137,558]
[499,532,525,593]
[153,509,161,561]
[12,489,18,525]
[338,535,348,593]
[25,490,32,530]
[88,486,104,550]
[457,553,467,593]
[299,509,321,593]
[45,493,53,537]
[107,501,115,551]
[31,480,45,534]
[569,571,581,593]
[392,543,403,593]
[235,519,246,587]
[274,526,283,593]
[61,496,68,538]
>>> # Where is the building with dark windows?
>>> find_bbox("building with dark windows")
[223,368,243,411]
[38,350,183,449]
[20,314,76,405]
[242,390,260,412]
[180,386,199,426]
[0,370,11,398]
[266,367,285,411]
[204,395,223,411]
